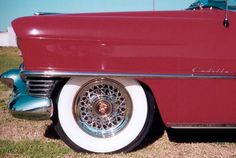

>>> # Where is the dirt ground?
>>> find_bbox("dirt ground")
[1,108,236,158]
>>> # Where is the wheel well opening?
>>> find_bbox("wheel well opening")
[50,78,69,124]
[138,80,165,128]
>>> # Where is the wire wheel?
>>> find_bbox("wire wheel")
[73,78,132,138]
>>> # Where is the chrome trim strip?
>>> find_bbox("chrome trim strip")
[169,124,236,129]
[21,70,236,79]
[34,12,60,16]
[26,78,57,97]
[170,126,236,129]
[27,79,55,83]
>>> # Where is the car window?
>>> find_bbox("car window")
[228,0,236,10]
[188,0,236,11]
[156,0,236,11]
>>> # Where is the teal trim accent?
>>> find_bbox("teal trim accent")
[9,95,52,120]
[0,68,52,120]
[1,69,27,95]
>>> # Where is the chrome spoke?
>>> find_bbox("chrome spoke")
[73,78,132,138]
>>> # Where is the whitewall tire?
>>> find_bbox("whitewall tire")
[55,77,154,153]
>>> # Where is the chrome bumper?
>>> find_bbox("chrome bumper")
[0,68,53,120]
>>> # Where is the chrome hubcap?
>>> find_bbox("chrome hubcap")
[94,98,112,117]
[73,78,132,138]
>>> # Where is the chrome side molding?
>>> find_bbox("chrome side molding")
[34,12,60,16]
[22,70,236,80]
[168,123,236,129]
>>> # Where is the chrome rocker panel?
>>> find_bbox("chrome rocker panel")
[0,68,53,120]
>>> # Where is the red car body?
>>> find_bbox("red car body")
[1,2,236,152]
[13,10,236,128]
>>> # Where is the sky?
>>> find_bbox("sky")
[0,0,195,31]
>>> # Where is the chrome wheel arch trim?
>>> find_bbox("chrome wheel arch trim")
[21,70,236,79]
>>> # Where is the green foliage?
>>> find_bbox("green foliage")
[0,140,71,158]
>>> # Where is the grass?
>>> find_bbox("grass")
[0,47,22,109]
[0,47,22,74]
[0,47,21,108]
[0,140,71,158]
[0,47,236,157]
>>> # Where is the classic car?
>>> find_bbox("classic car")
[1,0,236,153]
